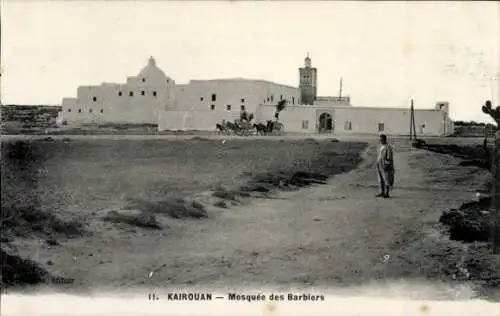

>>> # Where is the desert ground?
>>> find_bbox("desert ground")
[1,135,499,300]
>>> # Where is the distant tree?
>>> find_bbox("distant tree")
[274,99,287,120]
[480,100,499,164]
[454,120,486,127]
[482,100,500,128]
[453,121,486,127]
[239,110,254,123]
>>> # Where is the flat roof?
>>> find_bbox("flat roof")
[186,78,298,90]
[332,105,440,111]
[260,104,442,112]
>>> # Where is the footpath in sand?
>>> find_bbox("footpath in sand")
[94,139,488,296]
[15,138,492,299]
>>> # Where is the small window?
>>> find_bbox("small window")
[241,105,246,111]
[226,105,231,111]
[153,91,157,97]
[292,97,295,104]
[210,104,215,110]
[280,95,283,100]
[302,120,309,129]
[211,94,216,102]
[141,91,145,96]
[68,109,72,112]
[200,97,204,102]
[266,97,270,102]
[89,109,93,113]
[100,109,104,113]
[118,91,122,96]
[142,78,146,82]
[166,79,169,84]
[93,97,97,102]
[129,91,134,97]
[378,123,385,132]
[270,95,274,102]
[344,121,352,131]
[78,109,82,113]
[241,98,245,103]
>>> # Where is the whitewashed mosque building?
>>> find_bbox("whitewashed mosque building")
[58,55,454,136]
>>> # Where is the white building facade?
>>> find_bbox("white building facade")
[58,56,454,136]
[159,79,300,130]
[267,101,454,136]
[58,57,175,125]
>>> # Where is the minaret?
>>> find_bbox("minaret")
[299,53,318,105]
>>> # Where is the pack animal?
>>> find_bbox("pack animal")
[253,123,267,135]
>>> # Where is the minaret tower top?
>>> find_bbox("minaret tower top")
[305,53,312,68]
[299,53,317,105]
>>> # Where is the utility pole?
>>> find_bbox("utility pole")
[409,98,417,141]
[409,98,413,140]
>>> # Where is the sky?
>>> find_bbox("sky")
[1,1,499,122]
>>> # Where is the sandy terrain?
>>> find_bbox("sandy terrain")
[3,137,498,300]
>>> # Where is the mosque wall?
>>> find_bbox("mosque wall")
[158,109,242,131]
[157,79,301,131]
[254,104,453,136]
[172,80,300,113]
[58,56,454,136]
[254,104,317,133]
[331,106,451,136]
[58,57,174,125]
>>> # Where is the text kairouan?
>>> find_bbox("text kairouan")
[166,293,213,301]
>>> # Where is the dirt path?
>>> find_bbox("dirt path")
[16,139,491,298]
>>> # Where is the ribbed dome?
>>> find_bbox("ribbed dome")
[138,56,173,84]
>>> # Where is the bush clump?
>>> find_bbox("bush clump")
[102,210,162,229]
[126,198,208,219]
[1,205,84,239]
[439,197,491,242]
[1,249,74,289]
[418,143,491,170]
[1,249,49,287]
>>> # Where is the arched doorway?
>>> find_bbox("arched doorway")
[318,112,333,133]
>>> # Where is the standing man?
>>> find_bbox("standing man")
[376,134,395,198]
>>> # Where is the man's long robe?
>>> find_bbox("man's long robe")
[377,144,395,188]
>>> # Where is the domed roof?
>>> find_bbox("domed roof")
[138,56,173,84]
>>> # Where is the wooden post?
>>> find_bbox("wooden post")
[492,131,500,253]
[410,99,414,140]
[412,101,417,140]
